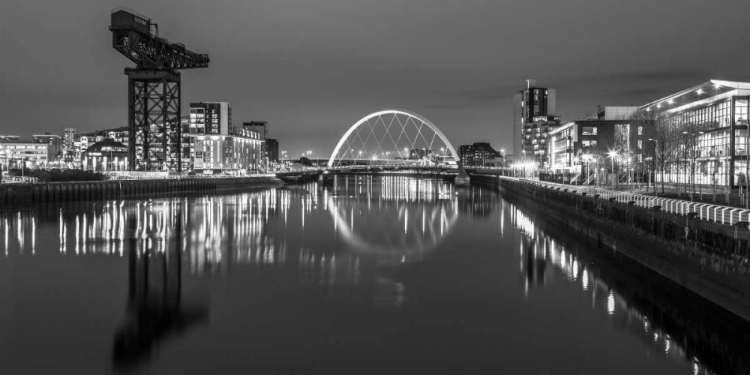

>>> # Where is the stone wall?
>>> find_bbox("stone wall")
[0,177,281,207]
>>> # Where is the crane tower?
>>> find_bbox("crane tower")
[109,7,209,171]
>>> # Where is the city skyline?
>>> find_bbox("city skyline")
[2,0,750,158]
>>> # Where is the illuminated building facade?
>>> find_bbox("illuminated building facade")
[640,80,750,187]
[32,133,62,159]
[191,128,264,174]
[548,107,646,174]
[81,138,129,171]
[513,79,560,166]
[190,102,232,135]
[63,128,76,152]
[0,140,54,169]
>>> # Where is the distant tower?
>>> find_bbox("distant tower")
[513,79,560,165]
[63,128,77,152]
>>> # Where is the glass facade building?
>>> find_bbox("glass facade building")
[641,80,750,187]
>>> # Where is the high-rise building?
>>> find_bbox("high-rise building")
[63,128,77,151]
[190,102,232,135]
[513,79,560,166]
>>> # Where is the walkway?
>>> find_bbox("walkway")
[512,178,750,227]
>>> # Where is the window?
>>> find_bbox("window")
[582,140,598,147]
[638,140,642,149]
[637,126,643,135]
[582,126,597,135]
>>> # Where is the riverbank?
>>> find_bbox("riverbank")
[0,176,283,207]
[470,174,750,322]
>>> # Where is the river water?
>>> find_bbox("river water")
[1,175,748,374]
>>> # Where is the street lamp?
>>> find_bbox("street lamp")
[582,153,593,185]
[608,150,618,188]
[647,138,659,195]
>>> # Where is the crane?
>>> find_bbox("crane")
[110,7,210,172]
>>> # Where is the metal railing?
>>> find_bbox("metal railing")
[503,177,750,226]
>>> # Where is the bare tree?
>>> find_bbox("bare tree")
[629,108,682,195]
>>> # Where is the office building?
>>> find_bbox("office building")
[0,139,54,169]
[32,133,62,159]
[547,107,648,183]
[639,79,750,187]
[513,79,560,166]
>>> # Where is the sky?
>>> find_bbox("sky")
[2,0,750,158]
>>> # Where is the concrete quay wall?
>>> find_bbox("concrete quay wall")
[470,174,750,322]
[0,177,282,207]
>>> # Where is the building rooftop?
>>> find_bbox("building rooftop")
[84,138,128,153]
[640,80,750,112]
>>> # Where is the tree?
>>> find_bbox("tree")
[629,108,681,195]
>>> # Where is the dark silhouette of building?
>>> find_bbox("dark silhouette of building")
[267,138,279,162]
[459,142,503,167]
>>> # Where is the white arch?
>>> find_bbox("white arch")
[327,109,461,168]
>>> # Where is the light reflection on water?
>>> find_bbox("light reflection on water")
[1,176,748,374]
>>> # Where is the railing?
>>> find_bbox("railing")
[503,177,750,226]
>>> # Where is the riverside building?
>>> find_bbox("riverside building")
[547,106,646,183]
[640,80,750,187]
[512,79,560,168]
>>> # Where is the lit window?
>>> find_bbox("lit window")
[638,126,643,135]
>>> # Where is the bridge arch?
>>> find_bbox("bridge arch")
[327,109,462,169]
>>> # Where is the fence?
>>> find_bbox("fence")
[506,177,750,227]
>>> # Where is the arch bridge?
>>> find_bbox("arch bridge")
[324,109,469,184]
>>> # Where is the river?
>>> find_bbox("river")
[1,175,748,374]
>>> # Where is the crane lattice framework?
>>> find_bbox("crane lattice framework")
[109,7,209,171]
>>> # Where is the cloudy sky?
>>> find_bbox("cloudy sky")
[2,0,750,157]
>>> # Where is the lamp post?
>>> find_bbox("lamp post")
[647,138,658,196]
[582,153,592,185]
[608,150,618,188]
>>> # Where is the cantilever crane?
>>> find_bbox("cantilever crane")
[109,7,209,172]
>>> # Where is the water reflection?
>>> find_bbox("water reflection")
[112,208,208,372]
[508,201,750,375]
[326,176,460,263]
[2,177,749,374]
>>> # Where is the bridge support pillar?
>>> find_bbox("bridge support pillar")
[455,164,471,187]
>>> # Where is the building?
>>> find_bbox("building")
[190,128,264,174]
[242,121,269,161]
[190,102,232,135]
[32,133,62,159]
[639,80,750,187]
[0,139,54,169]
[0,135,20,141]
[242,121,268,139]
[81,138,128,172]
[547,106,650,184]
[266,138,279,162]
[513,79,561,166]
[459,142,504,167]
[63,128,77,152]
